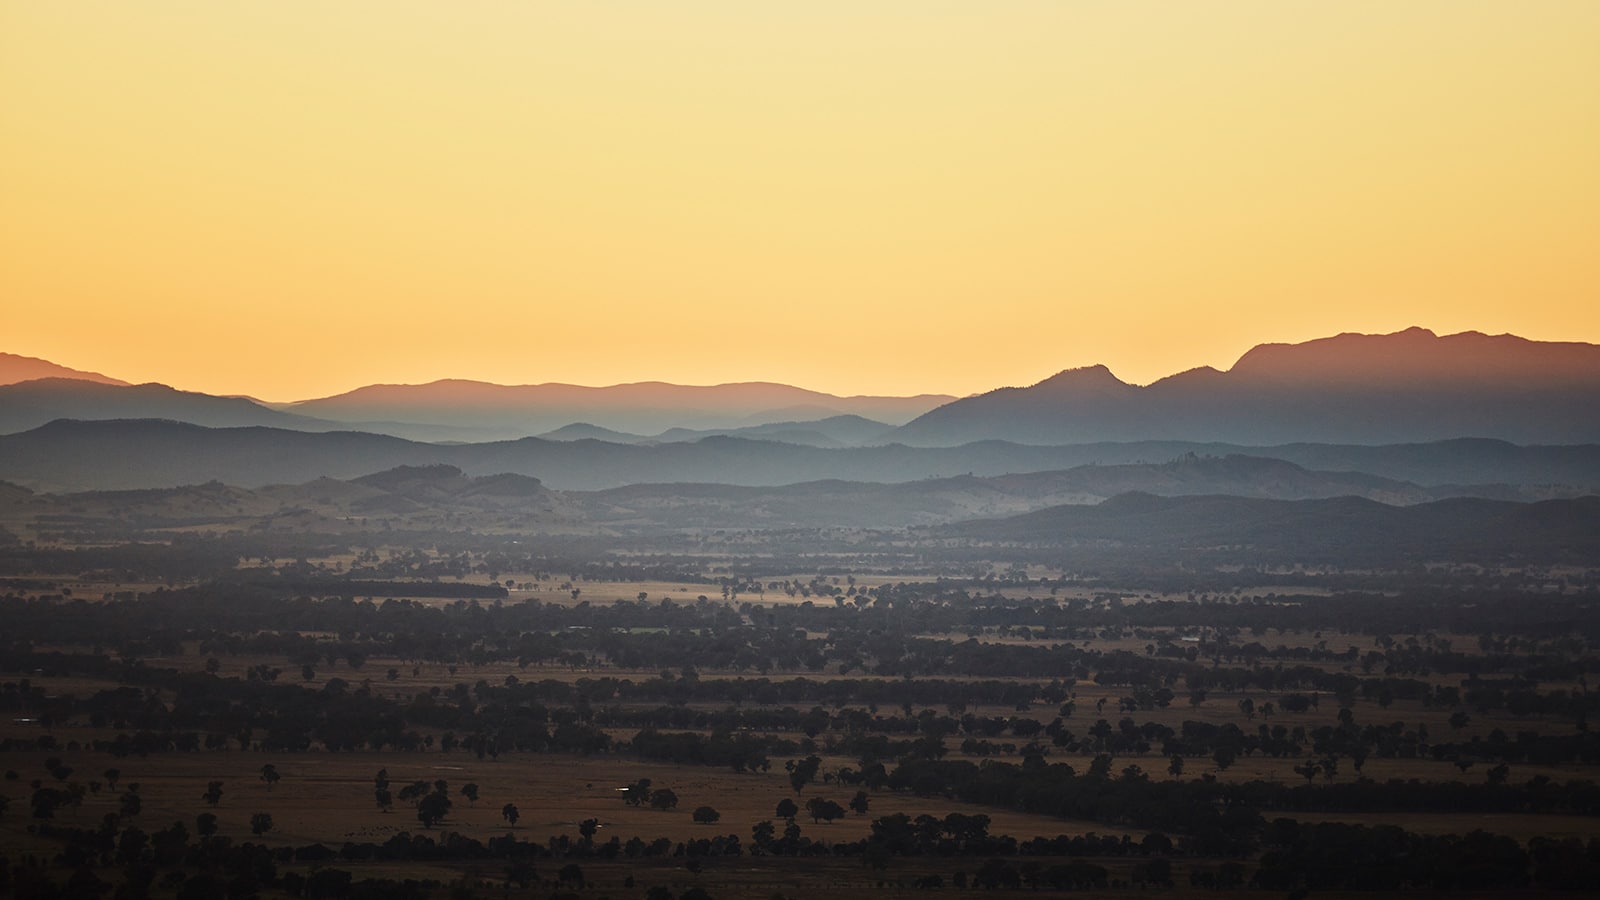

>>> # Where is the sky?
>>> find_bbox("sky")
[3,2,1597,401]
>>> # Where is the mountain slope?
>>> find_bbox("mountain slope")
[0,353,128,387]
[937,493,1600,564]
[0,379,346,435]
[4,419,1600,494]
[573,455,1443,529]
[287,379,952,436]
[896,329,1600,446]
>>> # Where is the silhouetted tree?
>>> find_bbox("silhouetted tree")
[692,805,720,824]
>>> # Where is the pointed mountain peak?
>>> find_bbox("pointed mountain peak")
[1032,364,1131,391]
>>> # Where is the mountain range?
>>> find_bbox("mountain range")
[936,492,1600,565]
[3,328,1599,505]
[278,379,953,439]
[5,461,1597,567]
[1,418,1597,495]
[0,454,1581,540]
[896,328,1600,446]
[5,329,1598,447]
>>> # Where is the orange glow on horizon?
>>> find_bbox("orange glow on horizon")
[3,2,1597,402]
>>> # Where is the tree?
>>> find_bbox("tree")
[31,787,66,821]
[649,788,679,811]
[502,803,520,828]
[806,797,845,823]
[196,812,218,838]
[375,787,392,813]
[1168,756,1185,778]
[621,778,652,807]
[104,769,121,791]
[202,781,223,807]
[1212,746,1237,772]
[849,790,870,816]
[579,817,599,841]
[250,812,273,836]
[460,783,479,806]
[418,791,452,828]
[259,764,280,791]
[1134,858,1174,888]
[1087,754,1114,779]
[692,805,721,824]
[775,797,799,821]
[787,755,823,794]
[398,780,431,806]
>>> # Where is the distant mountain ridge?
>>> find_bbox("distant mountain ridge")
[2,419,1598,495]
[0,374,940,443]
[895,328,1600,446]
[5,458,1596,570]
[6,327,1599,445]
[0,455,1582,540]
[936,492,1600,565]
[0,353,127,387]
[284,379,953,437]
[539,414,895,449]
[0,379,344,435]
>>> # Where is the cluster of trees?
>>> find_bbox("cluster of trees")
[14,799,1600,897]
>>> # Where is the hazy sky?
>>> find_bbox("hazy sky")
[4,2,1597,400]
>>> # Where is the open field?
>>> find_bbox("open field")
[5,520,1600,898]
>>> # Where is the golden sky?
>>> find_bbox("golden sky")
[3,2,1597,400]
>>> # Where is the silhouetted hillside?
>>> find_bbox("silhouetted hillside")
[0,379,342,435]
[937,493,1600,564]
[0,353,128,387]
[287,378,952,436]
[896,329,1600,446]
[573,455,1444,529]
[540,414,896,449]
[0,420,433,492]
[3,420,1600,494]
